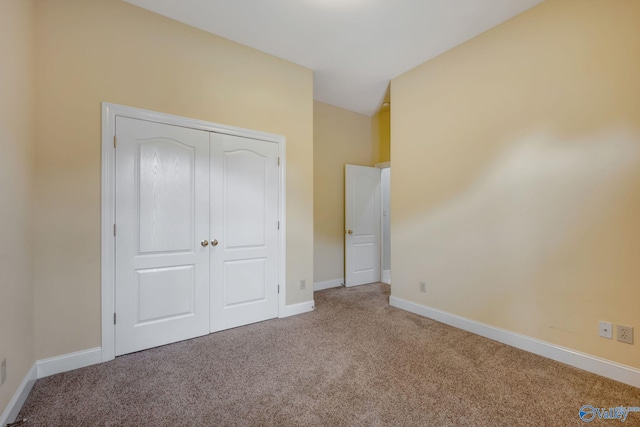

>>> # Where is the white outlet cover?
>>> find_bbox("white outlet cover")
[617,325,634,344]
[599,321,613,339]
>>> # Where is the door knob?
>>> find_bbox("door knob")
[201,240,209,247]
[347,230,353,235]
[211,239,219,246]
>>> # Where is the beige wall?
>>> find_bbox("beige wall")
[372,109,390,164]
[33,0,314,359]
[313,101,374,283]
[0,0,35,413]
[391,0,640,368]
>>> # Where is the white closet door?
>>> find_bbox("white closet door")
[345,164,381,287]
[115,117,210,356]
[210,133,279,332]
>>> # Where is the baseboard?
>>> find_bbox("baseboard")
[279,300,315,318]
[389,296,640,389]
[35,302,317,377]
[382,270,391,284]
[0,364,36,427]
[36,347,102,379]
[313,278,343,291]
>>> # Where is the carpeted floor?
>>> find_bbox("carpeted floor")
[17,283,640,426]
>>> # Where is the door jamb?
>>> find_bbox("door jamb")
[375,162,390,284]
[101,102,287,362]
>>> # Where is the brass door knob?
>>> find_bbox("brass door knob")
[347,230,353,235]
[211,239,219,246]
[201,240,209,247]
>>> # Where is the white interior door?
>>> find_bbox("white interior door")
[345,164,381,287]
[115,117,210,356]
[210,133,280,332]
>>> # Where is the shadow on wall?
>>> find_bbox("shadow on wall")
[395,125,640,337]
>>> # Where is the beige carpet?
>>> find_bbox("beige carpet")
[17,283,640,426]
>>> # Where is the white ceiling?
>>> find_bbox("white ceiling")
[123,0,544,116]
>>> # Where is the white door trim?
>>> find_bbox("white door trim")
[378,163,390,284]
[101,102,287,362]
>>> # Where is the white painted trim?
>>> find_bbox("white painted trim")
[0,345,103,424]
[102,103,287,362]
[377,164,390,285]
[0,364,36,427]
[379,179,385,285]
[277,130,287,321]
[381,270,391,284]
[389,296,640,389]
[101,103,117,363]
[36,347,102,379]
[314,278,344,291]
[104,103,285,143]
[279,301,315,318]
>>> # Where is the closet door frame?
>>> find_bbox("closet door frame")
[100,102,287,363]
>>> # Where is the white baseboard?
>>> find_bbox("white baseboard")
[279,300,315,318]
[1,347,103,424]
[36,347,102,379]
[32,302,316,379]
[389,296,640,389]
[382,270,391,284]
[0,364,36,427]
[314,278,344,291]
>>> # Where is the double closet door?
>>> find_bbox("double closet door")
[114,117,279,356]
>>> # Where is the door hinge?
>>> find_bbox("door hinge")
[113,135,117,149]
[113,312,116,325]
[113,224,116,236]
[277,221,280,230]
[277,157,280,166]
[278,285,280,294]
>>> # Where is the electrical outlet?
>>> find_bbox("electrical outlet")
[617,325,634,344]
[419,281,426,293]
[1,358,6,386]
[599,321,613,339]
[300,279,306,290]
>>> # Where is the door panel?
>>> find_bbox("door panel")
[345,164,381,287]
[136,265,195,323]
[354,242,377,272]
[210,133,279,332]
[224,150,268,248]
[138,140,195,254]
[115,117,210,356]
[224,258,267,306]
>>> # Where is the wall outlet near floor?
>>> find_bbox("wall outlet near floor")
[300,279,306,290]
[1,358,6,386]
[599,321,613,339]
[617,325,634,344]
[419,281,427,293]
